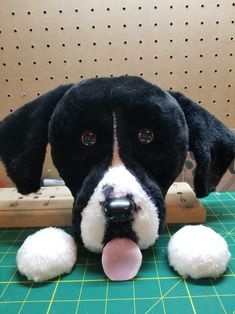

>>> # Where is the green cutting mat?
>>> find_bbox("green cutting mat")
[0,192,234,314]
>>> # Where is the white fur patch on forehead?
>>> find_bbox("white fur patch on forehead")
[112,113,123,166]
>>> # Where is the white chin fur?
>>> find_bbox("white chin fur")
[80,165,160,252]
[16,227,77,282]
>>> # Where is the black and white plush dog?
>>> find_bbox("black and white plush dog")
[0,76,234,281]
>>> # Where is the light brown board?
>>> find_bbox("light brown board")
[0,183,205,227]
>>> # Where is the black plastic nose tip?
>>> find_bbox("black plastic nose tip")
[104,197,135,223]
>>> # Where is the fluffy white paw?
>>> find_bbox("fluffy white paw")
[168,225,231,279]
[16,227,77,282]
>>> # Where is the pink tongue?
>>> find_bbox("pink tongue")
[102,238,142,281]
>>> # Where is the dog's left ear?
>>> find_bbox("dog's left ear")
[169,91,235,198]
[0,84,73,194]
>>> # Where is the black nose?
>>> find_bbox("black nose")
[103,197,135,223]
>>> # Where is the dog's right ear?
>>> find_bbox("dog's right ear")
[0,84,73,194]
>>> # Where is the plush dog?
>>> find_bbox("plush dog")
[0,76,234,281]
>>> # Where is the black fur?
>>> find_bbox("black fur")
[0,76,234,247]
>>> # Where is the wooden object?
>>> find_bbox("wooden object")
[0,182,205,228]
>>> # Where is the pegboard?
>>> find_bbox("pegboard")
[0,0,235,187]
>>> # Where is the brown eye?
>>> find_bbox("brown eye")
[81,130,97,146]
[138,128,154,144]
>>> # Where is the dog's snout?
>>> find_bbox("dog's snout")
[103,197,135,223]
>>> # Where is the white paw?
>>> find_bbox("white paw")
[16,227,77,282]
[168,225,231,279]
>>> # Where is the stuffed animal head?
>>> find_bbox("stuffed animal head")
[0,76,234,259]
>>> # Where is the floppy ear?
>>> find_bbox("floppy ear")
[169,91,235,198]
[0,84,73,194]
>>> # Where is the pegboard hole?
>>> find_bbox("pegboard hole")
[226,114,230,117]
